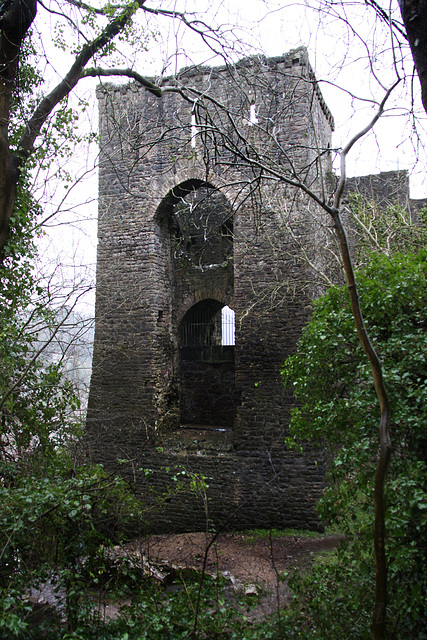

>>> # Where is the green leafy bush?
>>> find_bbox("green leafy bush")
[0,118,143,639]
[282,250,427,639]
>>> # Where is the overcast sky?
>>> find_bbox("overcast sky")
[34,0,427,312]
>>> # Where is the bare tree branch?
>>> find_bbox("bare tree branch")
[18,0,147,159]
[80,66,162,96]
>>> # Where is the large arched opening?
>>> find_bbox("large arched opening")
[156,179,235,428]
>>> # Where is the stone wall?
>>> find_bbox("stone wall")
[87,48,345,532]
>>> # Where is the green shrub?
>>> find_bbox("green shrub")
[282,250,427,638]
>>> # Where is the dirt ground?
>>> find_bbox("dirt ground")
[31,531,343,622]
[121,532,343,619]
[131,532,341,586]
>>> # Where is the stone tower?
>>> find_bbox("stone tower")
[87,48,335,532]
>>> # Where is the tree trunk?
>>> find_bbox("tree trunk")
[399,0,427,114]
[0,0,37,257]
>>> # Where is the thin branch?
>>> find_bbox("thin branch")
[65,0,126,15]
[18,0,148,159]
[0,288,90,412]
[365,0,407,39]
[37,0,90,43]
[334,79,401,210]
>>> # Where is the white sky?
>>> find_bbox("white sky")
[34,0,427,312]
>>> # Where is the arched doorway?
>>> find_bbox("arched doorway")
[155,180,235,428]
[179,300,236,427]
[160,181,235,428]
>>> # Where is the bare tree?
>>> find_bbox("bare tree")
[0,0,240,260]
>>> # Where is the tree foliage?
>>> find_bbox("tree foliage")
[0,100,142,638]
[282,249,427,638]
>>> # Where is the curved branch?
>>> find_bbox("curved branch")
[80,66,162,97]
[37,0,90,43]
[17,0,147,160]
[334,80,401,209]
[365,0,407,40]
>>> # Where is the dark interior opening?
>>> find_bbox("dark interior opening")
[170,185,233,269]
[179,300,236,428]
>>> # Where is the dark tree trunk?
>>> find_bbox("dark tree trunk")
[399,0,427,113]
[0,0,37,256]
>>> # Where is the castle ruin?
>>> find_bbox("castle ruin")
[86,48,417,532]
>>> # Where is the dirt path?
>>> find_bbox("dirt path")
[31,532,342,622]
[123,532,342,619]
[131,532,342,584]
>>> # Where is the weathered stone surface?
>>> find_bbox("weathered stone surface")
[86,48,418,533]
